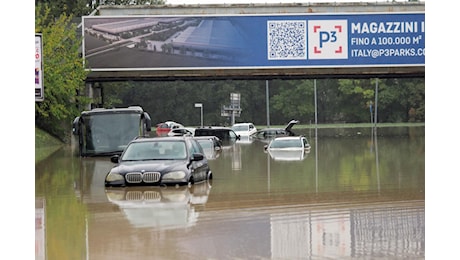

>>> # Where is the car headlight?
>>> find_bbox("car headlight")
[163,171,186,180]
[106,172,124,182]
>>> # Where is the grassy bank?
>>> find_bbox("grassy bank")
[35,127,64,163]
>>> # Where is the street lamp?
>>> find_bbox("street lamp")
[194,103,203,127]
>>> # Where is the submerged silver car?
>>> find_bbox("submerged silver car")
[193,136,223,159]
[264,136,311,161]
[231,122,257,136]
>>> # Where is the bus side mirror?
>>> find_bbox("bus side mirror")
[72,117,80,135]
[144,112,152,132]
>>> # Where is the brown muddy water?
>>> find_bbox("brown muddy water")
[35,127,425,260]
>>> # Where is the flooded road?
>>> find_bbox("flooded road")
[35,127,425,259]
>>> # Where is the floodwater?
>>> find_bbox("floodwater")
[35,127,425,260]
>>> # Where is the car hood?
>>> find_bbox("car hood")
[114,160,188,173]
[268,149,308,161]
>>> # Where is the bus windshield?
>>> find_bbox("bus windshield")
[81,113,142,156]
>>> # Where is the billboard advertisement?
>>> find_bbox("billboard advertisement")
[82,12,424,72]
[35,34,44,101]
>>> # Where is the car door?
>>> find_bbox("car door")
[248,124,256,135]
[188,139,209,182]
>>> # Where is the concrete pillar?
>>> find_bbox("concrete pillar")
[85,82,94,110]
[85,82,104,109]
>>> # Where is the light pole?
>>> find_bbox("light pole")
[194,103,203,127]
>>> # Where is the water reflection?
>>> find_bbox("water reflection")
[265,148,310,161]
[269,200,424,259]
[236,135,255,144]
[35,127,425,259]
[105,181,211,230]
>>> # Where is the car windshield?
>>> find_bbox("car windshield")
[81,113,141,155]
[197,140,212,149]
[232,125,248,131]
[121,141,187,160]
[269,139,302,149]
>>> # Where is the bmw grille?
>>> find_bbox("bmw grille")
[126,191,161,201]
[126,172,161,183]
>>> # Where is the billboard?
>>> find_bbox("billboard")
[82,12,424,72]
[35,34,44,101]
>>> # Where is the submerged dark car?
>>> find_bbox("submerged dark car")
[194,126,240,142]
[194,127,241,150]
[105,136,212,187]
[252,120,299,141]
[193,136,223,159]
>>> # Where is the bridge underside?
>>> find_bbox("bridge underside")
[97,2,425,16]
[85,2,424,82]
[86,66,424,82]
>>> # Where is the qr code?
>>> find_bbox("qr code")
[267,20,307,60]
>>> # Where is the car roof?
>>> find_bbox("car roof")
[258,128,283,131]
[195,127,236,134]
[197,126,232,130]
[159,121,183,127]
[132,136,191,143]
[232,123,254,126]
[193,136,219,140]
[273,136,303,140]
[171,127,195,132]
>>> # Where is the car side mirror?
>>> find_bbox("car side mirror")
[110,155,120,163]
[192,153,204,161]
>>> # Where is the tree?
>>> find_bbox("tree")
[35,4,90,142]
[336,79,376,123]
[35,0,93,19]
[271,79,316,124]
[102,0,165,5]
[314,78,341,123]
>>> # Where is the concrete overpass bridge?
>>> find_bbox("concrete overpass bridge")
[83,2,425,82]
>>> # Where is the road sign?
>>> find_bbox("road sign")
[35,34,44,102]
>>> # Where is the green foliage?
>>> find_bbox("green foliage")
[100,77,424,126]
[35,0,93,19]
[35,4,90,142]
[403,78,425,122]
[102,0,166,5]
[336,79,373,122]
[35,127,64,163]
[271,80,315,122]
